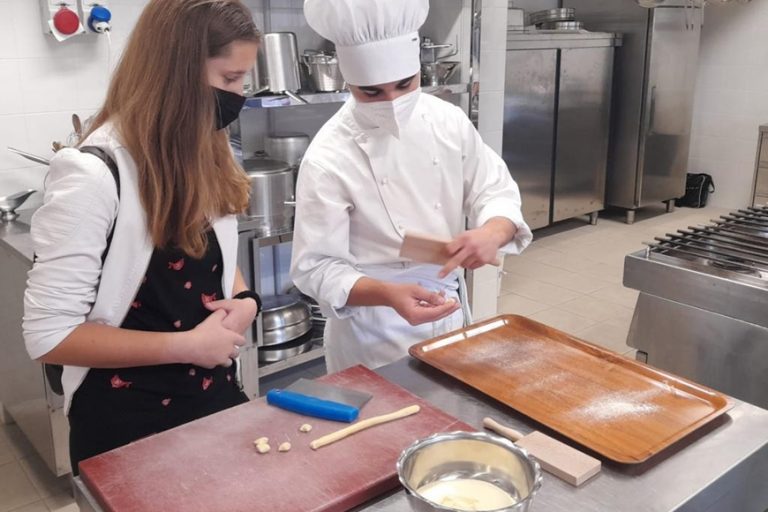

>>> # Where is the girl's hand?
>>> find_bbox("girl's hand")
[204,297,259,335]
[182,310,246,368]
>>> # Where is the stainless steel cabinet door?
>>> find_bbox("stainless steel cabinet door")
[502,49,557,230]
[638,7,701,206]
[553,47,613,223]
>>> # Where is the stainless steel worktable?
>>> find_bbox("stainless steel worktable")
[74,357,768,512]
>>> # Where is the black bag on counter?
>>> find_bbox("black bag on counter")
[675,173,715,208]
[42,147,120,396]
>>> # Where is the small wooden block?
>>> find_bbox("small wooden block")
[399,232,502,267]
[399,233,452,265]
[515,431,601,486]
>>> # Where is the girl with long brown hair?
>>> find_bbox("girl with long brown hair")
[23,0,261,474]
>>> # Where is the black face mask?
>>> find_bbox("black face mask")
[214,87,246,130]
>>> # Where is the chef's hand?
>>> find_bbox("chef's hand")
[438,218,518,278]
[183,310,246,368]
[204,297,259,335]
[387,283,461,326]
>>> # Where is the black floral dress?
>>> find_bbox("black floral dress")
[68,230,248,474]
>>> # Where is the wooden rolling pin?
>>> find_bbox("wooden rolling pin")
[310,405,421,450]
[483,417,601,486]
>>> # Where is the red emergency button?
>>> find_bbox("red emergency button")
[53,7,80,36]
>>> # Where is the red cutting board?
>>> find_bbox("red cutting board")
[79,365,471,512]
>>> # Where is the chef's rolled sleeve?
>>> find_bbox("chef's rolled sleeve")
[475,199,533,256]
[290,161,365,320]
[23,149,118,359]
[458,107,533,255]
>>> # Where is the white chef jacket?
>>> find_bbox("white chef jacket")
[290,93,532,372]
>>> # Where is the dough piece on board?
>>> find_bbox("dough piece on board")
[310,405,420,450]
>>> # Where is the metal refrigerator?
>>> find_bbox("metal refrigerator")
[562,0,703,224]
[503,31,619,230]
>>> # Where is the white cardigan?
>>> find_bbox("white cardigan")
[22,125,239,414]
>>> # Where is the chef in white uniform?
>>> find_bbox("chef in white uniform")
[291,0,533,373]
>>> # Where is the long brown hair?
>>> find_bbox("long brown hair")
[83,0,259,257]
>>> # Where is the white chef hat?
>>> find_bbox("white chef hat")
[304,0,429,86]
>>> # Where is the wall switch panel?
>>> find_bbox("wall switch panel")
[79,1,112,33]
[40,0,86,40]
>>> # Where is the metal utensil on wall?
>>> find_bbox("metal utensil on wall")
[7,147,50,166]
[263,32,308,104]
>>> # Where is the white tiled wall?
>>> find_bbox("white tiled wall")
[0,0,145,210]
[0,0,266,211]
[688,2,768,209]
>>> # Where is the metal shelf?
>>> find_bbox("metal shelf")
[244,91,349,109]
[242,84,470,110]
[258,345,325,378]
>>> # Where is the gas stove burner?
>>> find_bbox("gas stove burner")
[708,257,762,277]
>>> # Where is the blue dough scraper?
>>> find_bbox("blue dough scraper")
[266,379,373,423]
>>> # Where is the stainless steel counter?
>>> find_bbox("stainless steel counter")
[75,357,768,512]
[0,211,72,476]
[0,210,35,262]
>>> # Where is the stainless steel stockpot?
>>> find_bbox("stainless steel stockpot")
[242,157,295,237]
[303,51,346,92]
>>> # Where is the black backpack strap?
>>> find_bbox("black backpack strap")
[79,146,120,263]
[42,146,120,397]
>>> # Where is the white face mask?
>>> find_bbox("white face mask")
[352,87,421,139]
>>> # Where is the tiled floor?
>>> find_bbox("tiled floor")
[0,422,76,512]
[498,204,729,356]
[0,204,729,512]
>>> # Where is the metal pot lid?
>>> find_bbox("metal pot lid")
[262,317,313,346]
[261,294,311,331]
[242,157,293,175]
[266,132,310,141]
[530,8,575,24]
[539,21,584,31]
[258,330,315,363]
[262,294,303,312]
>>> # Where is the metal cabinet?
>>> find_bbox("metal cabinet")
[503,49,557,230]
[753,125,768,207]
[564,0,703,224]
[554,46,614,224]
[503,32,618,229]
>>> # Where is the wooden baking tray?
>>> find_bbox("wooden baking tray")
[409,315,731,464]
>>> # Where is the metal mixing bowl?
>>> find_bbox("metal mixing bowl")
[0,189,36,221]
[397,432,542,512]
